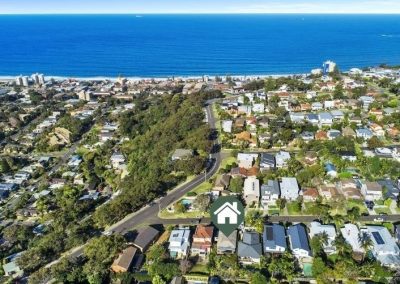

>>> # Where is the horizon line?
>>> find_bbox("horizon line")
[1,12,400,15]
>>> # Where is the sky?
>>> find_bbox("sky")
[1,0,400,14]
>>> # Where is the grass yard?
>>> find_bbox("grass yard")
[287,202,302,215]
[374,206,391,215]
[190,263,209,275]
[191,181,213,195]
[220,156,237,169]
[159,209,210,219]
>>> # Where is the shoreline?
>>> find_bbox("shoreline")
[0,73,309,82]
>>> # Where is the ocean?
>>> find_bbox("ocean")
[1,14,400,78]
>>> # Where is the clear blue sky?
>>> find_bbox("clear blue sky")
[1,0,400,14]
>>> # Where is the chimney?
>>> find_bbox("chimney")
[232,202,238,210]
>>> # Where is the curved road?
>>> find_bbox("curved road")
[66,101,221,259]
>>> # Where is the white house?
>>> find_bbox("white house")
[168,228,191,259]
[275,151,290,168]
[356,128,374,140]
[222,120,233,133]
[366,226,400,269]
[311,102,323,111]
[318,112,333,126]
[359,181,383,201]
[243,176,260,206]
[340,224,364,254]
[252,103,265,113]
[309,222,337,255]
[214,202,241,224]
[324,100,335,109]
[237,153,258,169]
[280,177,300,201]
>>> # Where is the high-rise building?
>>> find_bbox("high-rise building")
[32,73,40,85]
[323,60,337,74]
[38,74,45,85]
[15,75,23,86]
[22,76,29,87]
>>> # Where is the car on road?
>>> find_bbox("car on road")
[102,230,114,236]
[373,217,385,222]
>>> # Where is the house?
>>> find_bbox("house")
[300,131,315,142]
[319,185,341,200]
[305,113,319,125]
[260,153,275,170]
[331,110,344,120]
[172,149,193,161]
[339,179,363,200]
[395,225,400,243]
[318,112,333,126]
[111,152,126,170]
[309,222,337,255]
[234,117,246,129]
[325,162,337,178]
[222,120,233,133]
[263,224,287,253]
[280,177,300,201]
[356,128,373,140]
[0,189,9,200]
[340,224,364,254]
[214,201,241,224]
[217,230,237,254]
[68,155,82,167]
[252,103,265,113]
[260,180,280,208]
[133,226,160,252]
[168,228,191,259]
[290,112,305,123]
[213,174,231,191]
[238,231,263,264]
[243,176,260,206]
[311,102,323,111]
[366,226,400,269]
[3,252,24,278]
[191,225,214,257]
[369,123,385,137]
[327,129,341,140]
[304,151,318,165]
[111,246,143,273]
[342,126,356,138]
[339,151,357,162]
[377,179,399,200]
[324,100,335,109]
[287,224,312,259]
[359,181,383,201]
[315,130,328,141]
[0,183,18,192]
[359,96,374,110]
[275,151,290,168]
[302,188,319,202]
[237,153,258,169]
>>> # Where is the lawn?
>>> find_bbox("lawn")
[374,206,391,215]
[159,209,210,219]
[190,263,209,275]
[191,181,213,195]
[220,156,237,169]
[287,202,302,215]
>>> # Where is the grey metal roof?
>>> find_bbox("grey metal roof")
[260,153,275,166]
[263,224,287,251]
[287,224,311,255]
[238,232,262,258]
[261,180,280,197]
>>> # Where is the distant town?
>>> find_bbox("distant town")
[1,61,400,284]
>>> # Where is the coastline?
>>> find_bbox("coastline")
[0,73,309,82]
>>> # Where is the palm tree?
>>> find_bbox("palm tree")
[319,231,329,247]
[333,234,352,259]
[358,231,373,262]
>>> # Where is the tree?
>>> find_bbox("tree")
[358,231,373,261]
[174,201,187,214]
[152,275,166,284]
[268,252,298,281]
[179,259,193,274]
[250,271,268,284]
[347,207,361,223]
[229,177,243,193]
[193,194,210,212]
[146,244,168,263]
[3,224,34,250]
[276,198,286,210]
[83,235,125,282]
[367,136,384,149]
[0,158,11,173]
[333,234,352,259]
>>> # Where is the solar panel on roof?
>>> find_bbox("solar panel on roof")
[372,231,385,245]
[266,226,273,240]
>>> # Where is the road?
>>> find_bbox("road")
[141,214,400,226]
[64,101,222,259]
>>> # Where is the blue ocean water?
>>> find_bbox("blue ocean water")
[0,14,400,77]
